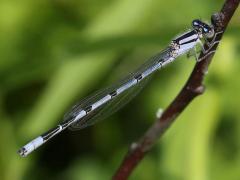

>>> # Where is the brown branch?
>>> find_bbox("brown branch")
[112,0,240,179]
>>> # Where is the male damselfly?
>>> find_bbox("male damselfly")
[18,19,220,157]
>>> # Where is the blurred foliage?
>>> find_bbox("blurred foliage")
[0,0,239,180]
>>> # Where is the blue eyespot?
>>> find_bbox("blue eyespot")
[203,27,209,32]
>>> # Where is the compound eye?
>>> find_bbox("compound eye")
[192,19,201,28]
[192,21,199,27]
[193,21,198,26]
[203,27,209,33]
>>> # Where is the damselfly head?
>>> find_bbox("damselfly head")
[192,19,214,38]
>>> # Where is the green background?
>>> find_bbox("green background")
[0,0,239,180]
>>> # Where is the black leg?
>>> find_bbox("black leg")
[208,31,223,45]
[203,31,223,50]
[198,50,216,62]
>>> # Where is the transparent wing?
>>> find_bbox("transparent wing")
[67,76,151,131]
[63,48,171,130]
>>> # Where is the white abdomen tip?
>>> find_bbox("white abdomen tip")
[18,136,44,157]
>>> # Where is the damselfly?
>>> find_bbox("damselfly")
[18,19,220,157]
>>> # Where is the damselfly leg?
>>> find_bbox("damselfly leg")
[197,31,223,62]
